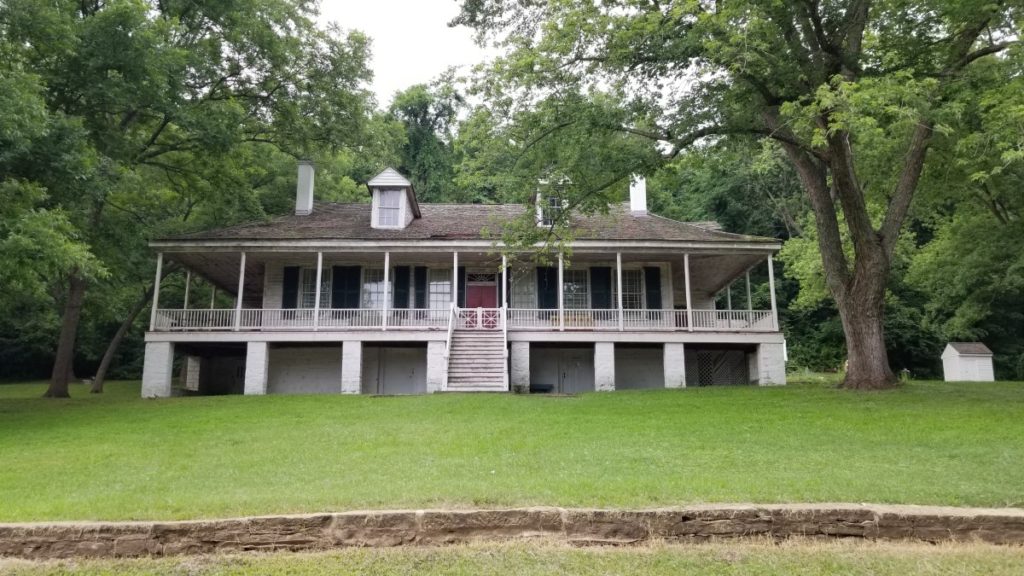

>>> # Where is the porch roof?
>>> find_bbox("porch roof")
[156,202,779,248]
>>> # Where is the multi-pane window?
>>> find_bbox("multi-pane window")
[562,269,589,309]
[361,268,389,308]
[613,269,644,309]
[428,268,452,309]
[377,189,402,227]
[300,268,331,309]
[539,194,563,227]
[511,269,536,308]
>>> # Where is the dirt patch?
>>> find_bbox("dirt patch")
[1,504,1023,560]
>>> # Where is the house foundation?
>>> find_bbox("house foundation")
[141,341,175,398]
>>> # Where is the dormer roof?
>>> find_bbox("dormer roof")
[366,167,420,219]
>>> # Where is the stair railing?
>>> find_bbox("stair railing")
[442,304,457,391]
[502,305,509,391]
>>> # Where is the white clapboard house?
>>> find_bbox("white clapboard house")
[141,164,786,396]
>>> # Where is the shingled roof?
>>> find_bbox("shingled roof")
[947,342,993,355]
[162,201,777,245]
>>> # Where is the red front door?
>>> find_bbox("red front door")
[465,284,498,328]
[466,284,498,308]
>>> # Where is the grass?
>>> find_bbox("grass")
[0,378,1022,522]
[3,540,1024,575]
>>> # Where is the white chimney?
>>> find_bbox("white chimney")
[629,175,647,215]
[295,160,315,215]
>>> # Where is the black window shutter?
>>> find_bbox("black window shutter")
[393,266,411,309]
[536,267,558,309]
[457,266,467,307]
[413,266,428,309]
[590,267,612,309]
[332,266,361,309]
[282,266,300,309]
[644,266,662,309]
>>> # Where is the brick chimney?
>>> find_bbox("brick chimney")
[295,160,314,215]
[629,175,647,215]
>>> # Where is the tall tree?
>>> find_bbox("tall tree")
[388,79,463,201]
[0,0,373,397]
[454,0,1021,389]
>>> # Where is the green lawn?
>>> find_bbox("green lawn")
[3,541,1024,575]
[0,378,1022,522]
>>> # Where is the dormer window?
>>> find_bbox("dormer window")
[538,193,565,227]
[367,168,421,230]
[378,189,403,227]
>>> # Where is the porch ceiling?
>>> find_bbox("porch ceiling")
[675,253,769,295]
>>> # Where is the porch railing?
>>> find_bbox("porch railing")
[152,307,776,333]
[154,309,235,331]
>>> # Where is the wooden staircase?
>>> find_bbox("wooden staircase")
[445,327,508,392]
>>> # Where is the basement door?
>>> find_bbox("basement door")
[558,349,594,394]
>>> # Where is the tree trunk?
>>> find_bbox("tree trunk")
[90,286,154,393]
[835,269,897,390]
[44,273,88,398]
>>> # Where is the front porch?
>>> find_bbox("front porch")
[147,248,780,335]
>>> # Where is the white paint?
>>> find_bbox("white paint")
[149,252,163,331]
[426,340,446,392]
[615,346,665,389]
[141,341,174,398]
[629,175,647,215]
[683,253,693,331]
[755,342,786,386]
[594,342,616,391]
[341,340,363,394]
[268,345,342,394]
[243,341,269,395]
[234,252,246,330]
[941,344,995,382]
[663,342,686,388]
[295,161,315,215]
[768,254,778,331]
[510,341,530,393]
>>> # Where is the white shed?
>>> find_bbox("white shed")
[941,343,995,382]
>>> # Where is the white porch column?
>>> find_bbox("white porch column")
[664,342,686,388]
[341,340,362,394]
[313,251,323,331]
[726,282,732,310]
[382,251,390,330]
[510,341,530,394]
[234,252,246,331]
[756,342,786,386]
[210,286,216,309]
[683,253,693,332]
[426,340,446,393]
[183,270,191,310]
[452,252,459,307]
[243,341,269,395]
[746,271,752,311]
[616,252,624,331]
[594,342,615,391]
[767,254,778,331]
[501,254,508,308]
[141,341,174,398]
[149,252,163,331]
[557,251,564,331]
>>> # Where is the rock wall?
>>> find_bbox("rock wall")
[2,505,1023,560]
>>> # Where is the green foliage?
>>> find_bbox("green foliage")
[0,0,375,380]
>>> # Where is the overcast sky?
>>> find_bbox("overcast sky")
[318,0,491,108]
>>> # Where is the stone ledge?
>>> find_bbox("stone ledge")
[1,504,1023,560]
